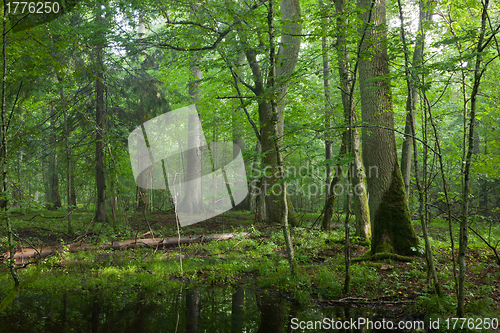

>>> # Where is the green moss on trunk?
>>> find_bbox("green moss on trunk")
[371,164,418,256]
[264,186,299,226]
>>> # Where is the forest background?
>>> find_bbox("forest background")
[0,0,500,326]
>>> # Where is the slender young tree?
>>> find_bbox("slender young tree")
[94,3,107,222]
[62,89,74,235]
[397,0,441,295]
[47,106,62,210]
[319,0,333,196]
[400,0,433,195]
[232,53,249,211]
[0,0,20,309]
[457,0,490,317]
[336,0,370,239]
[268,0,295,274]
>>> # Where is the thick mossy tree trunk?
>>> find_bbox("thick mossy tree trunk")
[259,106,299,225]
[370,166,418,254]
[357,0,418,255]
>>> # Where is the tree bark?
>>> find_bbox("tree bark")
[250,141,261,214]
[400,0,433,196]
[1,1,19,289]
[48,107,61,210]
[63,103,73,235]
[458,0,489,317]
[335,0,370,239]
[5,232,252,265]
[322,137,346,230]
[320,0,333,195]
[397,0,441,296]
[357,0,418,255]
[179,56,204,214]
[243,0,301,225]
[94,5,107,222]
[232,53,250,211]
[268,0,295,274]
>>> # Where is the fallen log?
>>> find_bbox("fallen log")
[2,232,251,265]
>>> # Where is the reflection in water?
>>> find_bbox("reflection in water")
[231,287,244,333]
[186,289,200,333]
[257,293,285,333]
[0,283,422,332]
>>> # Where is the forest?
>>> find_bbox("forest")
[0,0,500,331]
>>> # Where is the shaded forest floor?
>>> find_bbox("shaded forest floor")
[1,208,500,327]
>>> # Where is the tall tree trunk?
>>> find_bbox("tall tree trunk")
[178,57,204,214]
[322,137,346,230]
[57,76,73,233]
[320,0,333,195]
[256,0,301,226]
[1,1,19,290]
[323,0,372,236]
[457,0,489,317]
[232,53,249,211]
[48,107,61,210]
[250,141,261,214]
[400,0,433,196]
[397,0,441,295]
[335,0,370,239]
[268,0,295,274]
[241,0,301,225]
[94,5,107,222]
[63,98,73,235]
[357,0,418,255]
[344,185,351,294]
[43,153,49,204]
